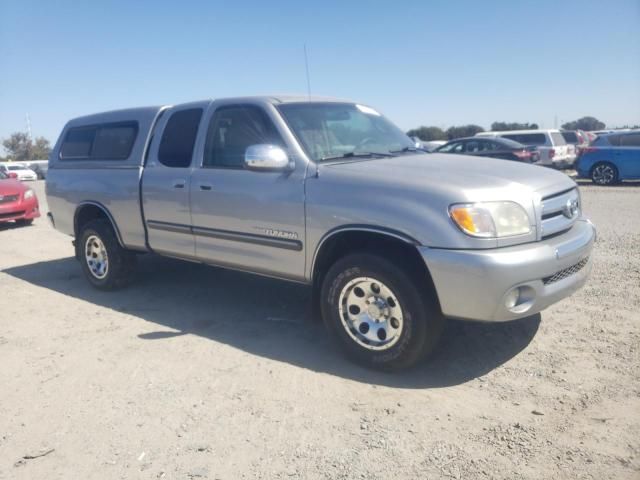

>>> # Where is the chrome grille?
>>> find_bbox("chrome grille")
[540,188,580,238]
[0,194,19,204]
[543,257,589,285]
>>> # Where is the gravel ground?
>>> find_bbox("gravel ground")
[1,179,638,479]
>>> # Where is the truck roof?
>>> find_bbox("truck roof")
[67,95,352,125]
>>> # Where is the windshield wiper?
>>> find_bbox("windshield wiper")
[320,151,395,162]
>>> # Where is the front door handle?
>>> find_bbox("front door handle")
[199,184,213,191]
[173,181,186,189]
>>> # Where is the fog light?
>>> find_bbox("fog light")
[504,288,521,309]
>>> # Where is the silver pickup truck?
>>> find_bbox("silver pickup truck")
[46,96,595,370]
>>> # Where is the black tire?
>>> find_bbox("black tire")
[590,162,618,185]
[320,253,443,370]
[16,218,34,226]
[77,219,136,290]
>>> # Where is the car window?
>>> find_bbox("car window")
[92,125,138,159]
[620,133,640,147]
[465,140,491,153]
[438,141,464,153]
[561,131,577,143]
[158,109,203,168]
[550,132,566,146]
[605,135,621,146]
[61,127,96,158]
[502,133,547,146]
[61,123,138,160]
[203,105,283,169]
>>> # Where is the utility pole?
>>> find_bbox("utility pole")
[25,113,32,140]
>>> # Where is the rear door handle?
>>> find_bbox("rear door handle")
[173,181,186,189]
[199,184,213,191]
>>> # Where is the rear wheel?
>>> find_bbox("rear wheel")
[320,253,443,370]
[591,162,618,185]
[78,219,136,290]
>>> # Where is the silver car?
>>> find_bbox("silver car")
[46,96,595,370]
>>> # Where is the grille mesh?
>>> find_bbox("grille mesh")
[543,257,589,285]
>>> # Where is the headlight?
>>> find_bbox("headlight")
[449,201,531,238]
[23,189,35,199]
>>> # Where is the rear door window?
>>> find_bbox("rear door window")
[158,109,204,168]
[605,135,622,146]
[620,133,640,147]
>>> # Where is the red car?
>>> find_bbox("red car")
[0,169,40,225]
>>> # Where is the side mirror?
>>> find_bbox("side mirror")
[8,172,18,179]
[244,144,292,172]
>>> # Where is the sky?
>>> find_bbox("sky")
[1,0,639,145]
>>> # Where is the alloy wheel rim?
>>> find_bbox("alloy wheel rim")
[338,276,404,351]
[85,235,109,279]
[593,165,614,184]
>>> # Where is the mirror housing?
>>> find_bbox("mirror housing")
[244,144,292,172]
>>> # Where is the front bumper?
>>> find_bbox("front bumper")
[0,197,40,222]
[420,218,596,321]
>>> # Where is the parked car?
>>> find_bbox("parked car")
[577,131,640,185]
[0,162,38,181]
[0,168,40,225]
[561,130,590,157]
[24,160,49,179]
[476,129,576,168]
[435,137,540,163]
[412,138,447,152]
[46,96,595,370]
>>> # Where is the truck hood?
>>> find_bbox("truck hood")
[321,153,576,200]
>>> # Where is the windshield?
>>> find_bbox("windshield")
[7,165,25,171]
[277,102,415,161]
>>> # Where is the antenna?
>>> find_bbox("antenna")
[25,113,32,140]
[304,44,312,101]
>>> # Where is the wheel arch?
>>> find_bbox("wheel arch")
[74,202,125,247]
[310,226,434,292]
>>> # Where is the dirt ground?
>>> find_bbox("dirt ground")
[1,179,638,480]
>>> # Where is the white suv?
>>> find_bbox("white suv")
[476,129,576,168]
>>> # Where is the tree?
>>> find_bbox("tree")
[561,117,606,131]
[491,121,538,131]
[445,124,485,140]
[406,126,447,141]
[1,132,51,161]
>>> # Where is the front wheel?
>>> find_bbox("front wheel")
[591,162,618,185]
[320,253,443,370]
[78,219,136,290]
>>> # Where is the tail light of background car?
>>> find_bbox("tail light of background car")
[514,150,532,160]
[549,149,555,159]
